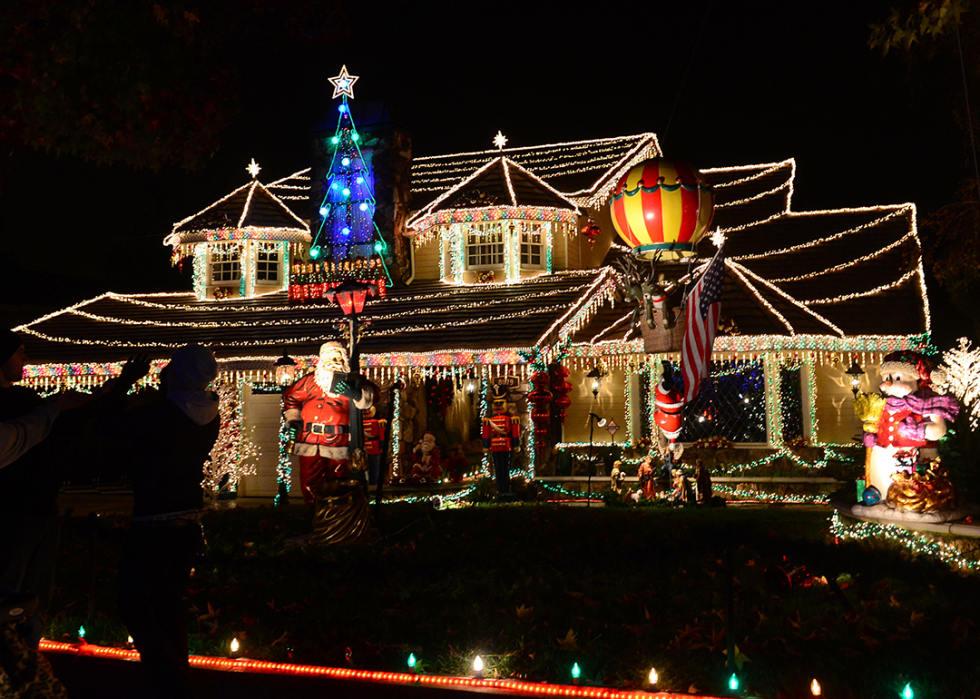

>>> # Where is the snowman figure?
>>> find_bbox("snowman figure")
[863,351,959,503]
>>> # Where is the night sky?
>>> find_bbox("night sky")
[0,1,970,342]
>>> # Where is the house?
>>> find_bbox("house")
[15,126,931,496]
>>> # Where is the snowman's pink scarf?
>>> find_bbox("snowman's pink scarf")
[886,390,960,423]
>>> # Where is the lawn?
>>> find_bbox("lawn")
[49,501,980,699]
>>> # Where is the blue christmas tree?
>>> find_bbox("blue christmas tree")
[311,65,387,265]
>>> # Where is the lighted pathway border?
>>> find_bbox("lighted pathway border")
[40,640,725,698]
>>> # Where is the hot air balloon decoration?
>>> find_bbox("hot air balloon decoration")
[609,159,714,260]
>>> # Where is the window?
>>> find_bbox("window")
[520,224,544,268]
[256,244,280,285]
[209,248,240,284]
[465,225,504,269]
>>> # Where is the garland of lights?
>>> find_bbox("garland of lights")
[713,483,829,504]
[764,356,784,446]
[727,261,844,335]
[830,510,979,574]
[702,159,794,192]
[276,413,291,505]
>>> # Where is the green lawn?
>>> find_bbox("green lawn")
[49,502,980,699]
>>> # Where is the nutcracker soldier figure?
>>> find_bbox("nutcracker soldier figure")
[283,342,376,506]
[482,384,521,495]
[362,404,387,486]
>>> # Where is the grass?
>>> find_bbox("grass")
[48,500,980,699]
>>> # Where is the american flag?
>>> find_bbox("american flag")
[681,246,725,403]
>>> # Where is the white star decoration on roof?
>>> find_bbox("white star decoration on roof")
[329,65,359,99]
[246,158,261,179]
[493,131,508,150]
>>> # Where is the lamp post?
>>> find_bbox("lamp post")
[587,412,606,507]
[845,358,865,397]
[325,279,377,455]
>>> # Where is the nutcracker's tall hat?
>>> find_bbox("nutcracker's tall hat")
[489,383,508,407]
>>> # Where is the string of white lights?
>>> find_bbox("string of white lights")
[766,231,916,282]
[589,311,632,344]
[714,179,790,209]
[725,263,795,335]
[803,269,919,305]
[728,261,845,336]
[701,159,794,188]
[64,292,584,329]
[729,206,909,260]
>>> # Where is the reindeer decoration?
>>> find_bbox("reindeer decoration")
[613,253,682,330]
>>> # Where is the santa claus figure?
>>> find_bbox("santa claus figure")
[654,361,684,444]
[410,431,442,483]
[283,342,376,505]
[863,351,959,501]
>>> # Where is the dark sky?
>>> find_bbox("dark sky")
[0,1,971,336]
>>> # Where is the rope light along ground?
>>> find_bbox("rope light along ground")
[38,640,727,698]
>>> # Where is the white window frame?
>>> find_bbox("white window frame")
[208,247,241,286]
[464,224,505,270]
[520,224,545,270]
[255,243,281,285]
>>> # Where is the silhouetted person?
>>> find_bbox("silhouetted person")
[105,345,219,699]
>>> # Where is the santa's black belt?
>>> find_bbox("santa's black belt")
[306,423,349,435]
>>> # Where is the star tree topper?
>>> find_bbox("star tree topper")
[329,65,359,99]
[493,130,508,150]
[246,158,261,179]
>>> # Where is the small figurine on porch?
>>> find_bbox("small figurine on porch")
[695,458,712,504]
[637,455,657,499]
[411,431,443,483]
[862,351,960,511]
[363,404,387,486]
[659,440,684,480]
[610,460,626,495]
[483,384,521,496]
[283,341,376,507]
[444,443,469,483]
[671,469,693,502]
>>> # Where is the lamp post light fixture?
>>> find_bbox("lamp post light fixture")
[325,279,377,455]
[587,366,604,400]
[845,358,865,397]
[273,352,297,387]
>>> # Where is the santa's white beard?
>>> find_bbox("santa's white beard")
[315,365,338,395]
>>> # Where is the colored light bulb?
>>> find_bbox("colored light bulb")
[407,653,416,669]
[473,655,483,673]
[902,683,913,699]
[342,187,350,197]
[342,157,351,166]
[729,674,739,691]
[319,207,328,216]
[648,668,658,686]
[571,663,580,679]
[359,203,368,211]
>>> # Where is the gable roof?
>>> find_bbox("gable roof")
[410,134,661,210]
[406,157,580,232]
[165,179,311,246]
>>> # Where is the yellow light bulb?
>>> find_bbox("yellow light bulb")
[648,667,658,685]
[811,678,821,696]
[230,637,240,654]
[473,655,483,673]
